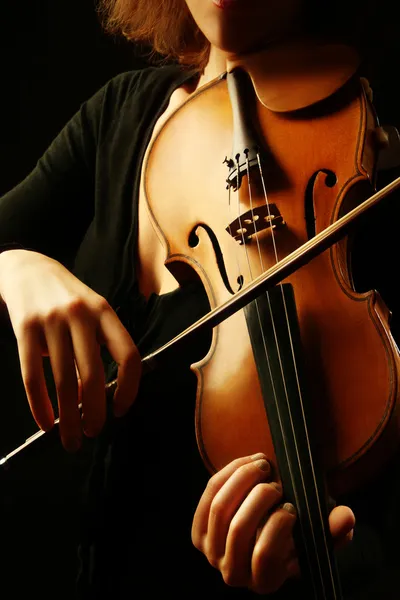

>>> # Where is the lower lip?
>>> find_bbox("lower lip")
[212,0,245,9]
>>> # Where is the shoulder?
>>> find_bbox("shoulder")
[94,64,188,114]
[78,64,192,141]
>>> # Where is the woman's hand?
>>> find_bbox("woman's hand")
[192,453,355,595]
[0,249,141,451]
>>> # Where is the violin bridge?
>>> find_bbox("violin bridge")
[226,204,285,244]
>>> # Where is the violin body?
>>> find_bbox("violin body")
[143,41,400,499]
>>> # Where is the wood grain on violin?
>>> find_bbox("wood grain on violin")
[140,37,400,600]
[143,39,400,496]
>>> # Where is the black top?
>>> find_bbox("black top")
[1,64,400,599]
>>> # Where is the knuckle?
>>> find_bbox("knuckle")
[222,569,241,587]
[209,496,226,522]
[231,455,258,470]
[204,475,221,498]
[16,314,40,335]
[251,542,288,593]
[229,515,246,542]
[273,509,291,528]
[63,296,90,319]
[251,556,287,595]
[207,553,220,569]
[252,543,273,571]
[237,461,255,475]
[257,482,281,502]
[43,307,64,325]
[191,529,202,551]
[220,561,247,588]
[91,295,110,314]
[198,538,221,569]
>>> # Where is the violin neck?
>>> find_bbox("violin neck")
[244,283,342,600]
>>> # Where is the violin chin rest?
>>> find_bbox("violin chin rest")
[227,38,360,112]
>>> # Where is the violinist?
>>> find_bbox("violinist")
[0,0,399,598]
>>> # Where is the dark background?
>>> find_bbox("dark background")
[0,1,400,599]
[0,2,145,598]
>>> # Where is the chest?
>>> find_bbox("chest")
[136,87,191,299]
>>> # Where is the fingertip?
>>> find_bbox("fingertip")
[334,527,354,550]
[280,502,297,517]
[83,423,104,438]
[37,407,55,432]
[329,504,356,534]
[253,458,271,474]
[112,385,136,418]
[329,505,356,546]
[250,452,268,461]
[82,410,106,437]
[346,528,354,542]
[287,558,300,580]
[40,419,54,433]
[113,402,132,418]
[62,435,82,453]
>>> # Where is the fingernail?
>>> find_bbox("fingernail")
[270,481,282,493]
[251,452,266,461]
[281,502,297,516]
[346,529,354,542]
[254,458,270,472]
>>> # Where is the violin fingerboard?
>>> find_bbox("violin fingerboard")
[244,283,343,600]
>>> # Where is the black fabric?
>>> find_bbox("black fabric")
[1,63,400,599]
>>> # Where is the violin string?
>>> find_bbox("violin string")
[230,161,304,564]
[227,147,335,598]
[255,153,336,598]
[228,159,284,400]
[227,162,288,481]
[227,183,248,285]
[231,156,285,434]
[242,155,324,598]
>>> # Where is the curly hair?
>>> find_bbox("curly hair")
[97,1,393,73]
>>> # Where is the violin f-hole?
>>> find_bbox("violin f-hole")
[189,223,244,294]
[305,170,337,239]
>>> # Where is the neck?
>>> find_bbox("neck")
[196,17,308,91]
[197,45,228,89]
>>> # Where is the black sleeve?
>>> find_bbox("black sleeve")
[0,83,107,269]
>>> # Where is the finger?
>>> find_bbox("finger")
[17,324,55,431]
[334,528,354,551]
[44,319,81,451]
[206,457,272,563]
[286,557,300,580]
[74,361,83,404]
[329,505,355,541]
[192,454,270,549]
[250,504,297,595]
[69,315,106,437]
[222,482,283,587]
[98,307,142,416]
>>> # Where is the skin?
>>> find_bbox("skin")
[186,0,304,87]
[184,0,356,593]
[0,0,356,593]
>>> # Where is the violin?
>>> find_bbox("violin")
[139,37,400,598]
[3,36,400,600]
